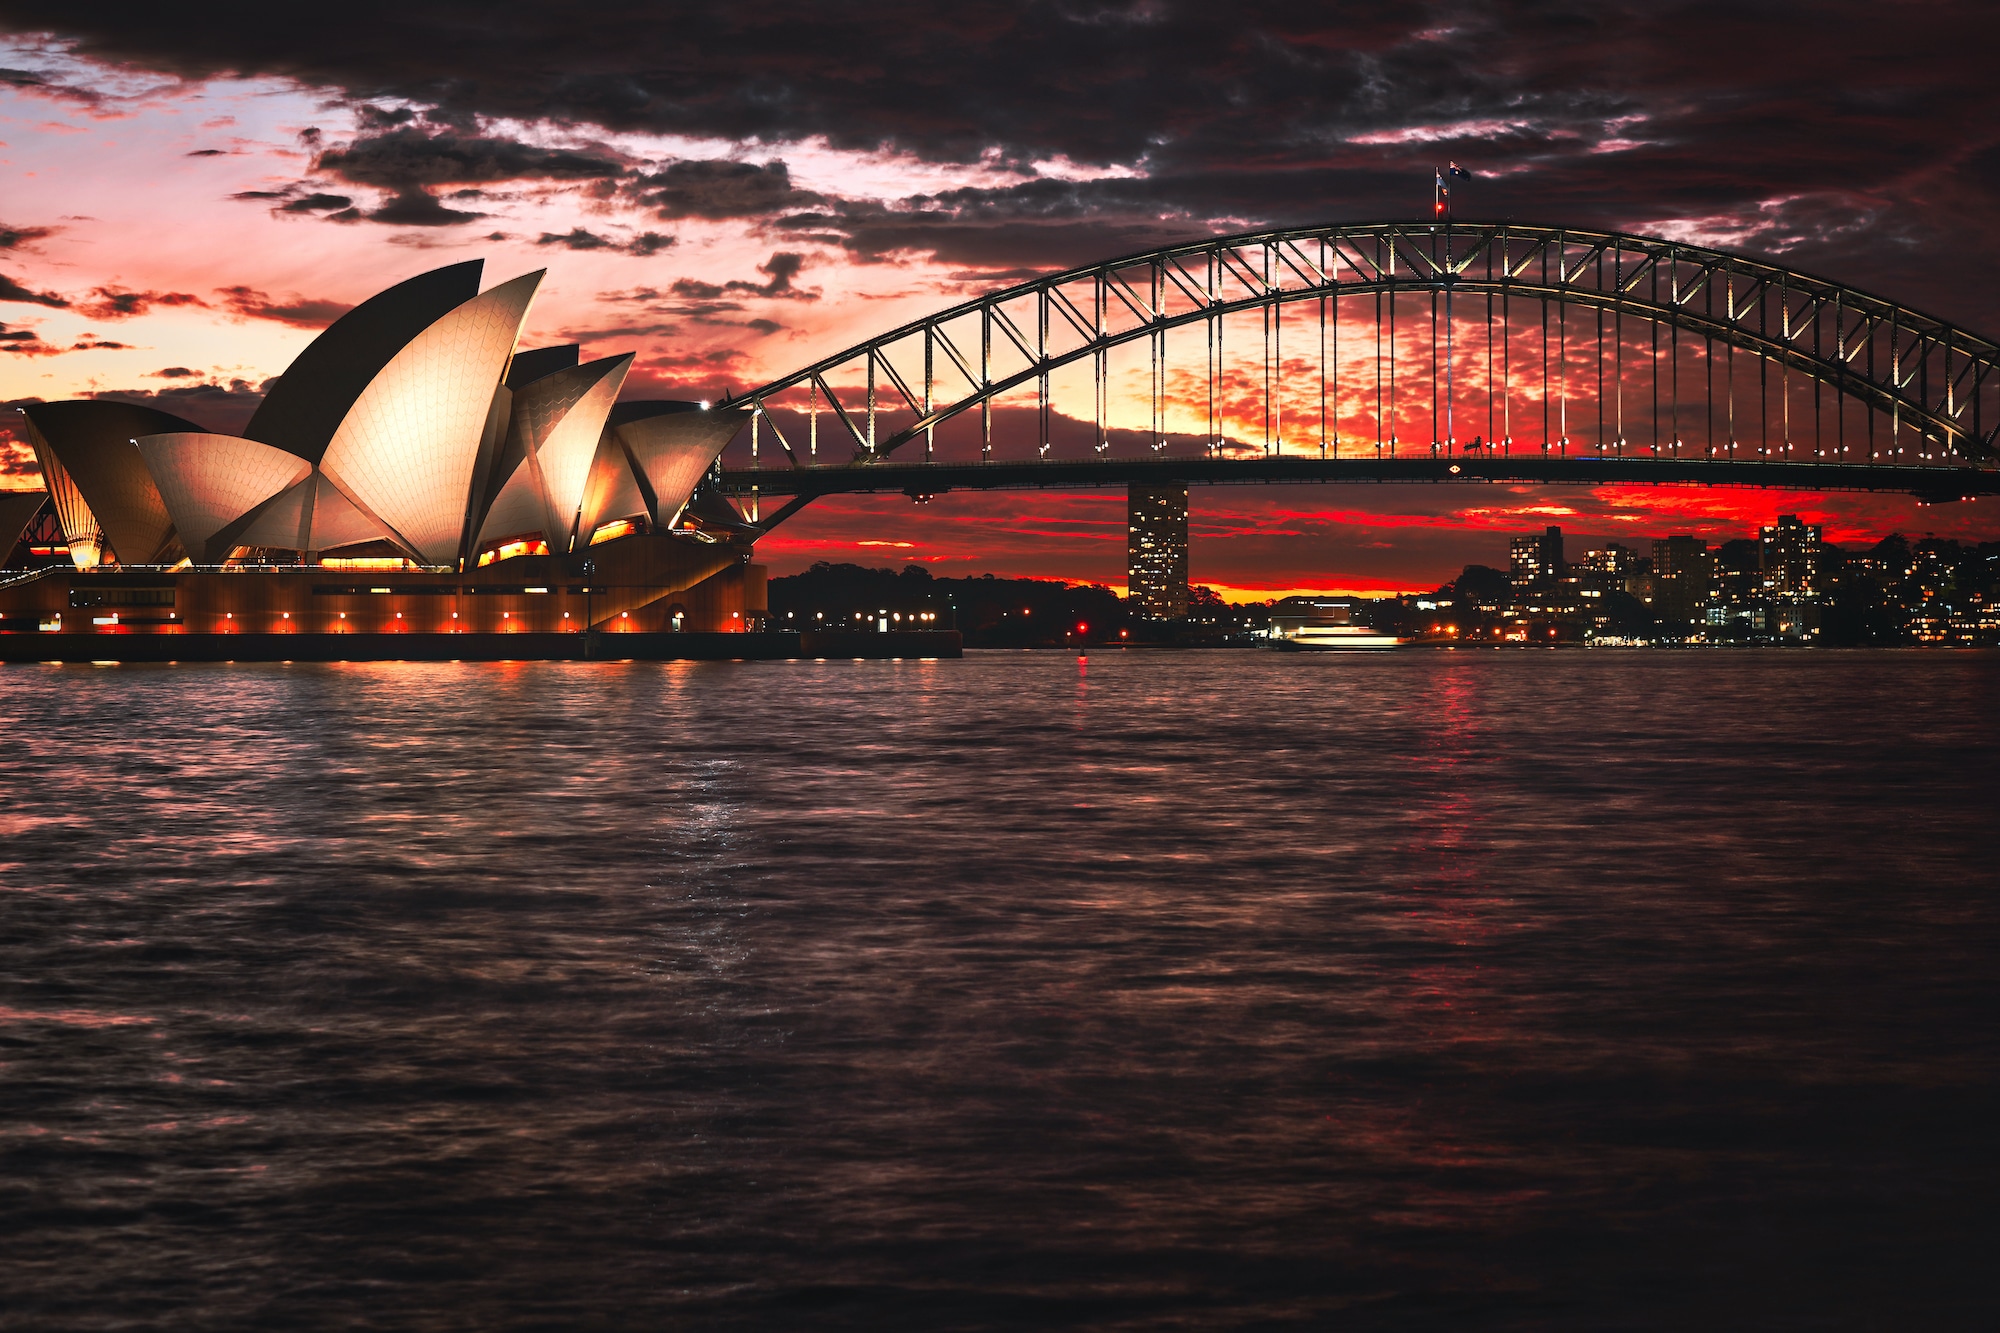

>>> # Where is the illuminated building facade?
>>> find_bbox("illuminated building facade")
[1509,525,1564,595]
[0,260,763,641]
[1760,515,1824,601]
[1651,535,1713,632]
[1127,482,1189,619]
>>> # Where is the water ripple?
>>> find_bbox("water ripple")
[2,650,1996,1329]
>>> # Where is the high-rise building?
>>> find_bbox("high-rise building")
[1651,534,1713,628]
[1509,525,1564,595]
[1583,543,1640,573]
[1575,544,1645,609]
[1760,515,1824,601]
[1127,482,1189,618]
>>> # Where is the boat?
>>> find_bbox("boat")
[1266,597,1405,650]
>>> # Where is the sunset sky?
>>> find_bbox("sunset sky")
[3,2,1997,596]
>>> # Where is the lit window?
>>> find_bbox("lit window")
[320,556,414,571]
[478,537,551,566]
[590,519,639,546]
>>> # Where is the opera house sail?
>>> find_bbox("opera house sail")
[1,259,764,649]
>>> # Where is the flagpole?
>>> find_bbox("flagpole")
[1441,167,1453,453]
[1439,163,1474,453]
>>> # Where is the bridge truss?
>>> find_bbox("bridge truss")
[714,220,2000,521]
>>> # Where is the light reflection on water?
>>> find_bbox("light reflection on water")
[2,650,1997,1329]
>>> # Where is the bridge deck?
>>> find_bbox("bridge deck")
[720,456,1997,500]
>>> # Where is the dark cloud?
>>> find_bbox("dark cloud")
[72,286,208,319]
[0,322,51,354]
[215,285,352,328]
[231,124,636,228]
[151,365,197,377]
[536,226,677,255]
[85,379,270,435]
[368,187,483,226]
[0,63,102,108]
[185,147,229,156]
[0,323,130,355]
[235,182,372,223]
[623,348,748,401]
[595,257,812,329]
[279,192,354,213]
[0,272,68,307]
[669,251,815,302]
[650,348,746,370]
[353,103,417,130]
[0,222,55,249]
[627,159,820,220]
[314,125,627,190]
[778,196,1206,272]
[536,226,612,250]
[945,267,1049,283]
[558,321,682,341]
[9,2,2000,323]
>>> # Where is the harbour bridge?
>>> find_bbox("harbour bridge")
[710,220,2000,531]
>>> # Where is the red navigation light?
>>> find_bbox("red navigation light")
[1077,622,1087,633]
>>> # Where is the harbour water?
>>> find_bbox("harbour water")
[3,650,1996,1329]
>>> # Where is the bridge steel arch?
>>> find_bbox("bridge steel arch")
[723,222,2000,492]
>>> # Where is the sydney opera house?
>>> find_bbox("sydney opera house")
[0,260,768,651]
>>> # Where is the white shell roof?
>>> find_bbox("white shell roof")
[319,271,543,565]
[137,433,312,562]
